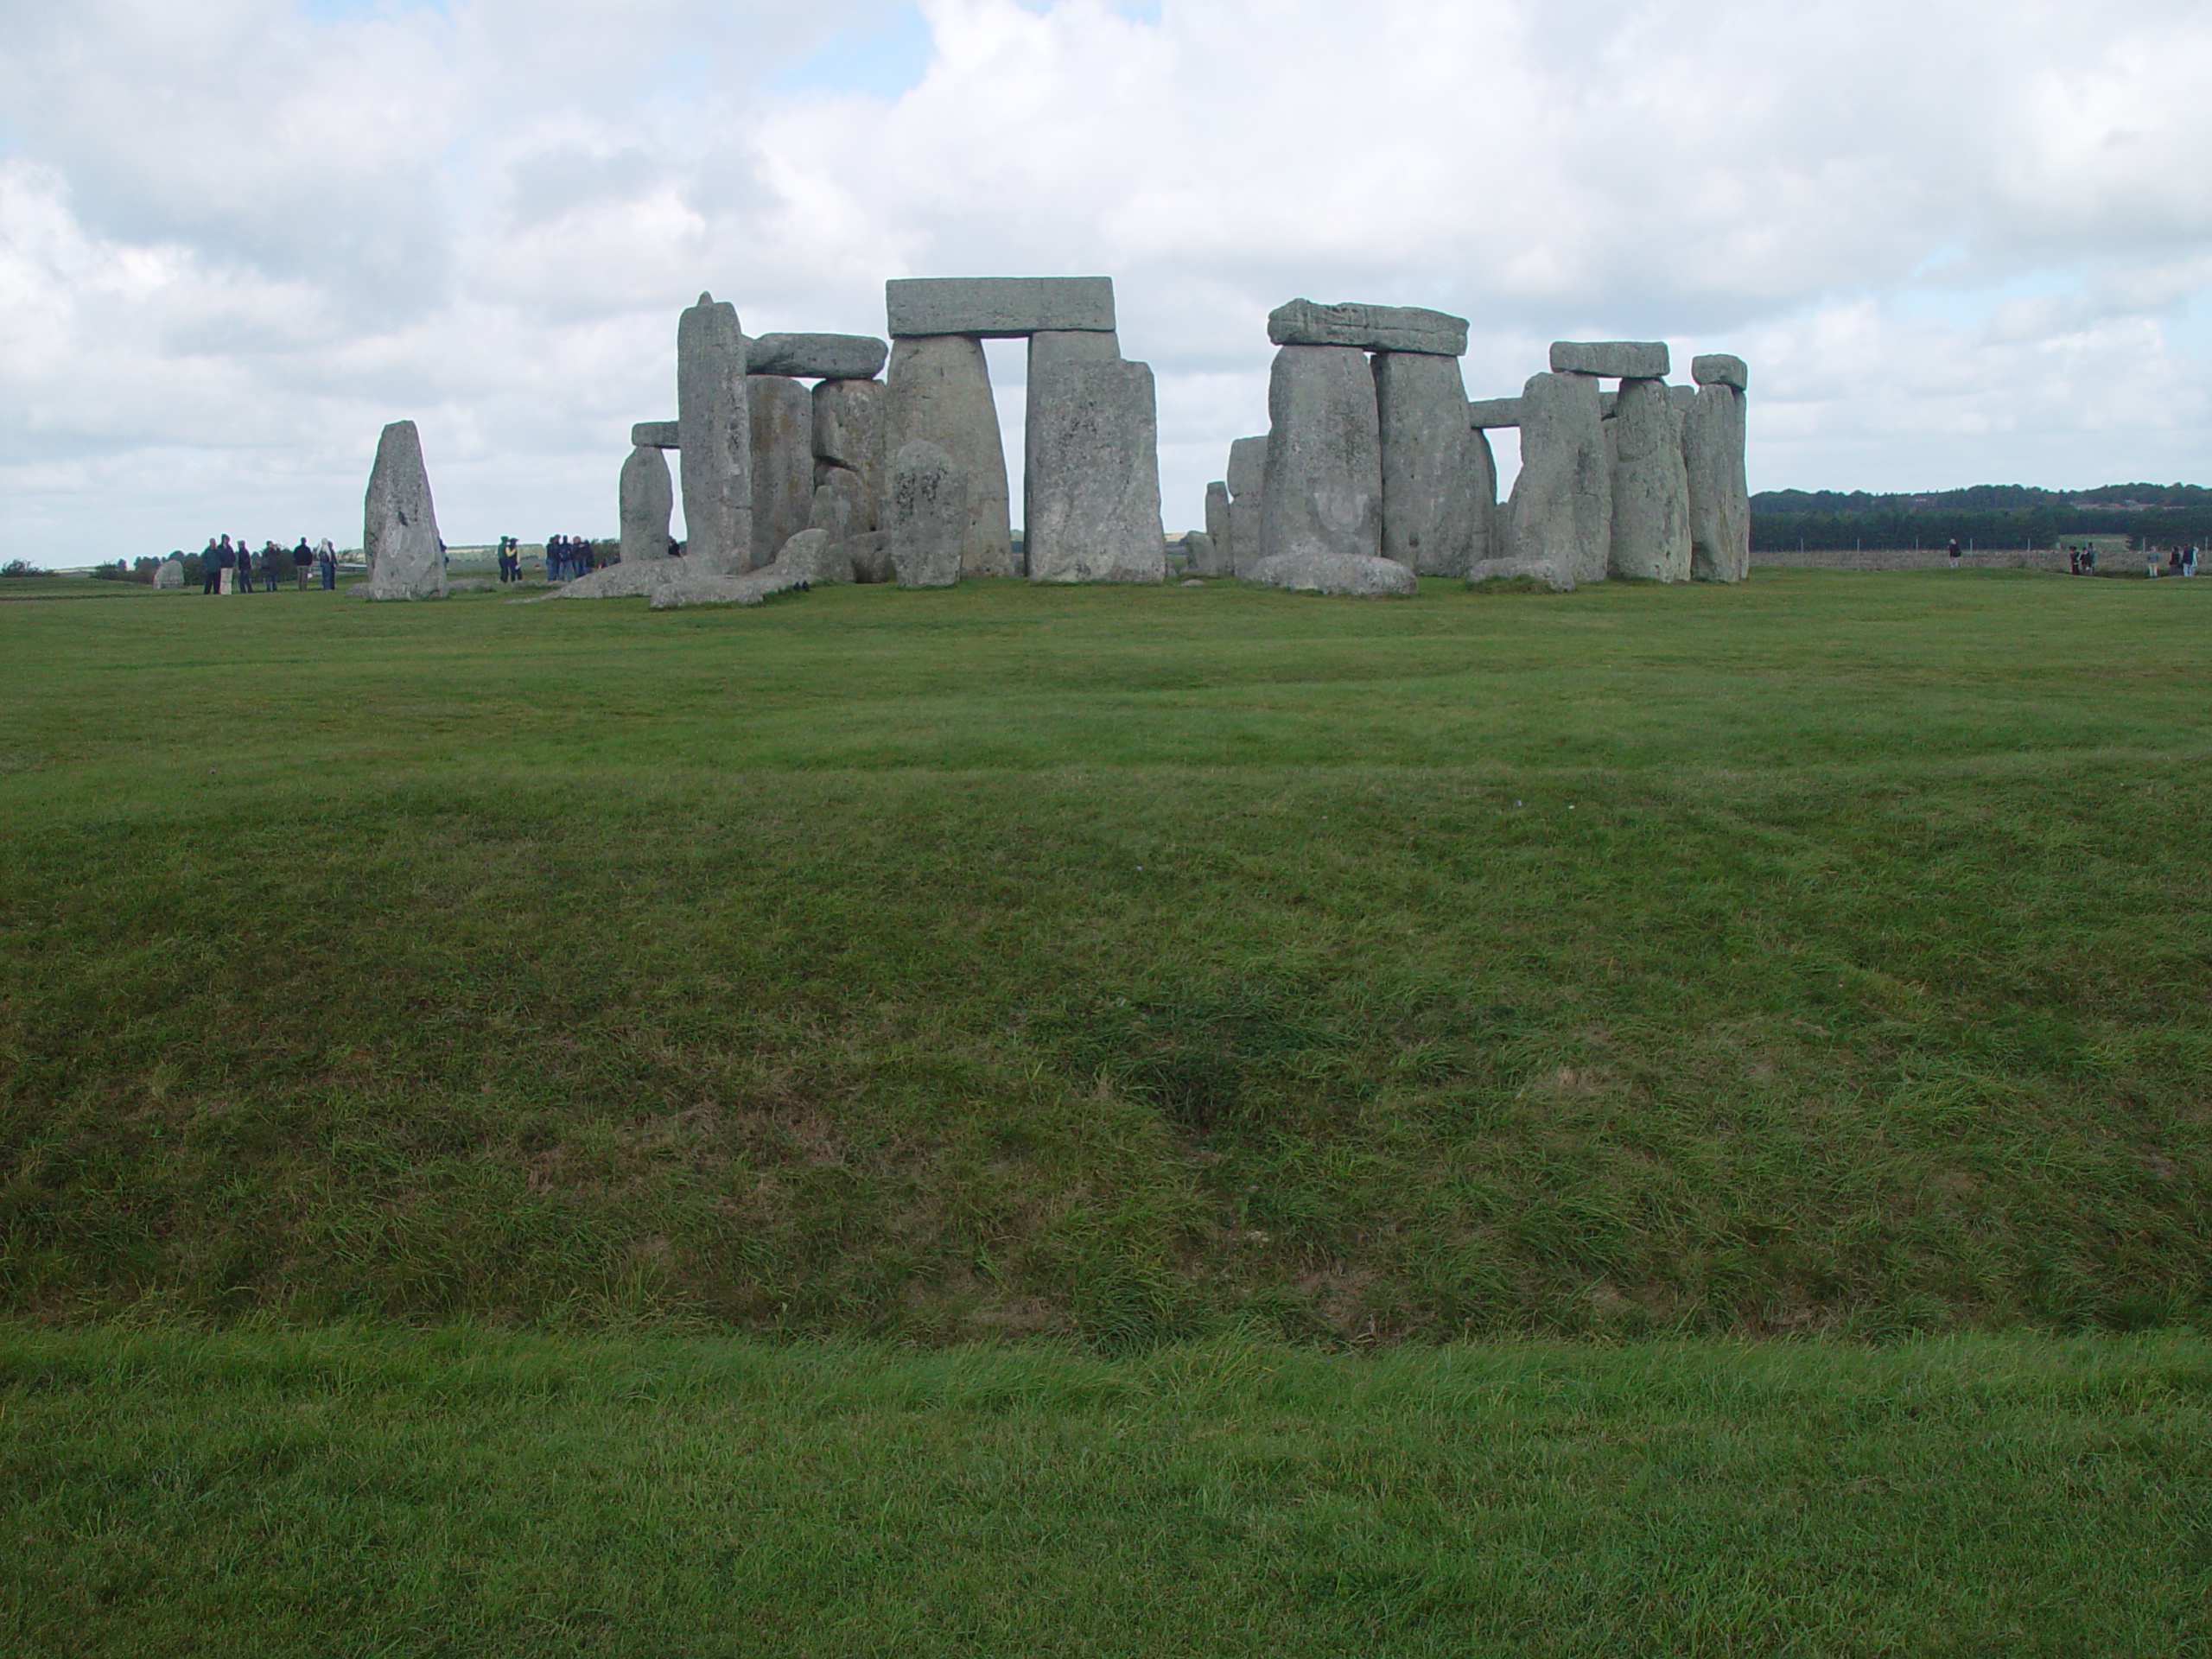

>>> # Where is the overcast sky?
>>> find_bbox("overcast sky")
[3,0,2209,560]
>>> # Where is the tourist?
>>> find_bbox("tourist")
[2169,549,2185,578]
[2187,545,2200,577]
[2146,548,2161,579]
[1947,537,1961,567]
[316,538,336,589]
[202,536,222,594]
[262,542,282,592]
[2067,549,2080,575]
[293,537,312,589]
[218,535,237,594]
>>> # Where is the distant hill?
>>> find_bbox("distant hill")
[1751,483,2212,551]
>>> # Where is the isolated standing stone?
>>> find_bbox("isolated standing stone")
[1685,380,1750,582]
[1203,482,1231,575]
[1258,345,1382,567]
[1025,335,1165,584]
[1503,372,1609,589]
[1607,378,1690,581]
[677,292,752,576]
[882,335,1013,577]
[811,378,884,530]
[1268,299,1469,356]
[619,443,677,564]
[1226,435,1268,577]
[885,276,1116,338]
[747,334,888,380]
[749,374,815,571]
[154,559,184,589]
[364,418,446,601]
[1373,350,1478,576]
[883,441,967,588]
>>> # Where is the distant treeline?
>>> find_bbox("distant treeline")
[1751,482,2212,551]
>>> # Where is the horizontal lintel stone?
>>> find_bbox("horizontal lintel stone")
[886,276,1116,339]
[631,420,681,448]
[1693,353,1749,390]
[1548,340,1670,378]
[746,334,889,380]
[1268,299,1468,356]
[1466,397,1523,429]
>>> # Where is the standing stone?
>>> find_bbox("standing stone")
[749,374,814,571]
[1470,428,1499,567]
[812,379,884,531]
[1503,372,1609,590]
[1202,482,1231,575]
[809,468,867,545]
[363,419,445,601]
[1608,378,1690,581]
[1685,377,1750,582]
[1025,333,1165,584]
[676,292,751,576]
[1258,346,1382,567]
[619,444,676,564]
[882,335,1013,578]
[1373,350,1478,576]
[154,559,184,589]
[884,441,967,588]
[1226,435,1268,577]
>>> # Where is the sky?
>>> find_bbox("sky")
[3,0,2209,560]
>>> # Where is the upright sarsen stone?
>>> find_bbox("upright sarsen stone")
[812,378,884,531]
[749,373,815,571]
[1201,482,1231,575]
[154,559,184,588]
[1226,435,1268,577]
[1685,378,1750,582]
[1025,332,1164,583]
[1608,378,1691,581]
[883,441,967,588]
[619,444,676,564]
[1470,427,1499,567]
[676,292,752,575]
[1259,346,1382,567]
[364,419,445,601]
[1373,350,1478,576]
[1503,372,1609,589]
[882,335,1014,578]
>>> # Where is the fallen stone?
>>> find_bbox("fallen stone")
[1503,371,1610,589]
[1202,482,1231,575]
[1268,299,1468,356]
[1607,378,1691,581]
[1693,353,1749,390]
[620,444,677,563]
[1374,350,1479,576]
[811,379,884,527]
[1025,342,1166,584]
[648,569,785,609]
[771,527,852,584]
[1180,578,1205,587]
[551,558,680,601]
[1465,554,1572,590]
[632,420,680,449]
[1467,397,1522,429]
[749,373,814,571]
[1257,345,1382,568]
[886,276,1116,339]
[445,578,498,593]
[883,440,967,588]
[882,335,1012,577]
[1226,435,1268,577]
[1548,340,1670,379]
[364,418,446,601]
[1685,382,1750,582]
[677,292,752,575]
[844,530,895,584]
[747,333,888,380]
[1250,550,1417,597]
[154,559,183,589]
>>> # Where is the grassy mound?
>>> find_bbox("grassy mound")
[3,570,2208,1340]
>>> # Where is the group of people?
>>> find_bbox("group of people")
[2145,546,2200,578]
[494,536,526,582]
[543,534,603,583]
[199,535,338,594]
[2067,547,2101,575]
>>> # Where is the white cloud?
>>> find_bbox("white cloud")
[3,0,2210,561]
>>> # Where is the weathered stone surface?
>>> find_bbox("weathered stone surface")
[1670,384,1698,414]
[886,276,1116,339]
[1548,340,1670,378]
[844,531,895,584]
[749,373,814,571]
[1183,531,1218,576]
[882,335,1012,577]
[1467,397,1522,429]
[1465,553,1572,590]
[154,559,184,589]
[770,527,852,584]
[1503,372,1610,590]
[1268,299,1468,356]
[811,379,884,528]
[1685,382,1750,582]
[1025,336,1165,584]
[1226,435,1268,577]
[676,292,752,576]
[1257,346,1382,569]
[619,444,677,564]
[808,468,867,545]
[553,559,682,601]
[632,420,680,449]
[883,441,968,588]
[1693,353,1748,390]
[364,419,446,601]
[1202,482,1231,575]
[1374,350,1479,576]
[647,569,787,609]
[1470,428,1499,567]
[1607,378,1691,581]
[747,333,888,380]
[1250,550,1417,597]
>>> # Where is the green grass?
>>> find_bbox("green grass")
[4,1322,2208,1656]
[3,570,2209,1340]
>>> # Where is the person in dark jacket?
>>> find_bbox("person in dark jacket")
[202,537,222,594]
[294,538,313,589]
[218,536,237,593]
